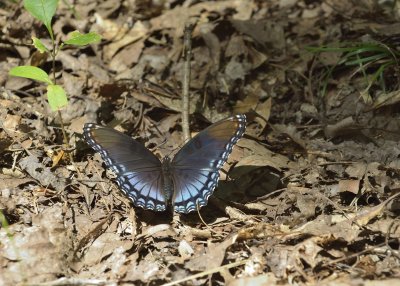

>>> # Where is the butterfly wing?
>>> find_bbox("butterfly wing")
[83,123,167,211]
[170,114,246,213]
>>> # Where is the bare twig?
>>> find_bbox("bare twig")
[26,277,117,286]
[163,259,248,286]
[182,23,194,142]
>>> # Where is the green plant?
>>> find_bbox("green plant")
[307,41,400,104]
[9,0,101,151]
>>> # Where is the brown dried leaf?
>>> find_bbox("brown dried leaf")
[234,139,294,176]
[19,155,67,192]
[295,214,361,241]
[255,97,271,129]
[0,174,33,189]
[353,192,400,226]
[0,205,72,285]
[104,20,148,61]
[230,19,285,50]
[186,234,238,271]
[338,179,360,194]
[150,1,252,38]
[324,116,361,138]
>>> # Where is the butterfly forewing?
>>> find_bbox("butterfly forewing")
[171,114,246,213]
[83,124,167,211]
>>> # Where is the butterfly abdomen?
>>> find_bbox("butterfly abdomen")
[161,157,174,206]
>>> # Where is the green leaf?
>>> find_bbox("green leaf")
[32,37,49,53]
[47,84,68,111]
[23,0,58,39]
[345,54,388,66]
[64,31,102,46]
[9,66,53,84]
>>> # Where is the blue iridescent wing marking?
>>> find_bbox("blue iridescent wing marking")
[171,114,246,213]
[83,124,167,211]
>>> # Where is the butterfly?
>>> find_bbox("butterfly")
[83,114,246,213]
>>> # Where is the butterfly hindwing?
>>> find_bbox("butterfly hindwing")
[171,168,220,213]
[83,124,167,211]
[171,114,246,213]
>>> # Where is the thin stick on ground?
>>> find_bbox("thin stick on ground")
[182,23,194,142]
[163,259,248,286]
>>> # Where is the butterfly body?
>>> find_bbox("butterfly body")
[83,114,246,213]
[161,157,173,206]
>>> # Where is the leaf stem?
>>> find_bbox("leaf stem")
[51,38,70,150]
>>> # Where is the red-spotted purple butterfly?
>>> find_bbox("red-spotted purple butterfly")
[83,114,246,213]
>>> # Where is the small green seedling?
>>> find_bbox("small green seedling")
[307,41,399,104]
[9,0,101,147]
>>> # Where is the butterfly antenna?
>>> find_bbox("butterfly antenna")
[196,202,211,230]
[196,204,221,236]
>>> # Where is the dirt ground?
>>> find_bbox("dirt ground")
[1,0,400,285]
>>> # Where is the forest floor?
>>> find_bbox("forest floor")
[1,0,400,285]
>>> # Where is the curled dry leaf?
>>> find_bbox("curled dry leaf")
[178,240,194,260]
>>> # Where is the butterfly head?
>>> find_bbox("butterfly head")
[162,156,171,164]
